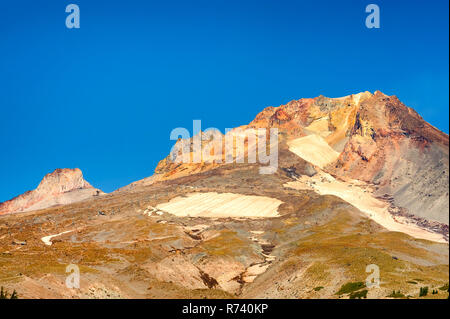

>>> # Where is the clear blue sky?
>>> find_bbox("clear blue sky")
[0,0,448,201]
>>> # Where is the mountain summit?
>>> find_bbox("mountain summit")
[136,91,449,227]
[0,168,103,215]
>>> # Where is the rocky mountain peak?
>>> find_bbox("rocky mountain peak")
[0,168,101,215]
[36,168,93,194]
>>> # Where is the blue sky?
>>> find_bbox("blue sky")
[0,0,448,201]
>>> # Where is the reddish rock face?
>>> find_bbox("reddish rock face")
[328,93,449,224]
[0,168,101,215]
[36,168,92,194]
[153,91,448,224]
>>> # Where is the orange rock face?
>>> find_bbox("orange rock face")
[153,91,448,224]
[0,168,101,215]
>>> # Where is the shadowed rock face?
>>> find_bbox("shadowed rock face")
[328,92,449,224]
[0,168,102,215]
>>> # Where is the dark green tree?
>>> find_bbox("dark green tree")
[10,290,18,299]
[419,286,429,297]
[0,286,18,299]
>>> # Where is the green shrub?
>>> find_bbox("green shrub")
[336,282,366,295]
[387,290,405,298]
[313,286,324,291]
[438,283,449,291]
[349,289,368,299]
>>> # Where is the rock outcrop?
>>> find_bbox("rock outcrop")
[0,168,103,215]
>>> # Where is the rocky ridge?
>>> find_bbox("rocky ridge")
[0,168,103,215]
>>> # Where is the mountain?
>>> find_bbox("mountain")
[0,92,448,299]
[0,168,103,215]
[133,91,449,227]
